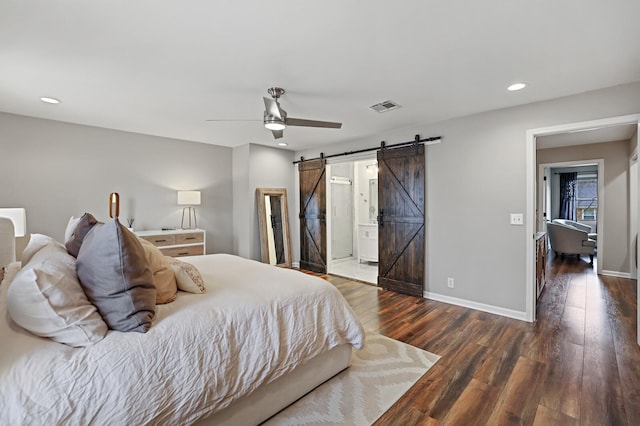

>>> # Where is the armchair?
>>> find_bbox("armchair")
[552,218,597,241]
[547,222,596,265]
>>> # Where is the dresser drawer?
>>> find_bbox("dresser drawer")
[176,232,204,245]
[160,245,204,257]
[140,234,176,247]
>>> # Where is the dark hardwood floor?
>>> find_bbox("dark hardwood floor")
[325,255,640,425]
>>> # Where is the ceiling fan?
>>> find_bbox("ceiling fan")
[207,87,342,139]
[262,87,342,139]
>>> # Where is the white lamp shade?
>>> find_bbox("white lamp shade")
[0,208,26,237]
[177,191,201,206]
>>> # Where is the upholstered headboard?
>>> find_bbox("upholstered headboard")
[0,217,16,268]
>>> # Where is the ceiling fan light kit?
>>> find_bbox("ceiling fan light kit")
[264,118,285,131]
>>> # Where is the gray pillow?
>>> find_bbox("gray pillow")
[65,213,99,257]
[76,218,156,333]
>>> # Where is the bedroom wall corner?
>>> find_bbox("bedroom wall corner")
[231,144,294,262]
[248,144,295,262]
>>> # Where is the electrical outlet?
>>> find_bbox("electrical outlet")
[510,213,524,225]
[447,277,454,288]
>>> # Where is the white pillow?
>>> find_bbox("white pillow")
[8,241,108,347]
[21,233,64,265]
[64,215,83,243]
[168,257,206,294]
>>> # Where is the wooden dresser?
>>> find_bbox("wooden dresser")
[535,232,547,300]
[135,229,206,257]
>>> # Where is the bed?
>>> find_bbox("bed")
[0,220,365,425]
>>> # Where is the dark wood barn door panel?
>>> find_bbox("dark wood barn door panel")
[377,144,425,297]
[299,159,327,273]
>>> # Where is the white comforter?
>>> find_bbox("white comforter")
[0,254,365,425]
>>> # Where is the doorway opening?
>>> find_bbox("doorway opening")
[526,113,640,325]
[326,158,379,284]
[537,160,602,274]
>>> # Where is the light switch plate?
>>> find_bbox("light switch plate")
[510,213,524,225]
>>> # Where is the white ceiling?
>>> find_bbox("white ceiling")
[1,1,640,152]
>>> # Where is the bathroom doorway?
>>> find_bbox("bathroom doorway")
[326,158,379,284]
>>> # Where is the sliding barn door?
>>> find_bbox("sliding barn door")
[299,159,327,273]
[377,144,425,297]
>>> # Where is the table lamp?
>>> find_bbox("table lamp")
[177,191,201,229]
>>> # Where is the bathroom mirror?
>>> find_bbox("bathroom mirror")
[256,188,292,268]
[369,178,378,223]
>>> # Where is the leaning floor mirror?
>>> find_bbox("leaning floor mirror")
[256,188,292,268]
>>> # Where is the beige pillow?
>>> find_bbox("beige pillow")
[139,239,178,304]
[8,243,108,347]
[168,257,206,294]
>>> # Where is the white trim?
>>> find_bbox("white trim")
[525,128,536,322]
[424,291,528,321]
[601,270,633,279]
[630,148,638,280]
[292,261,300,269]
[526,113,640,324]
[325,164,334,271]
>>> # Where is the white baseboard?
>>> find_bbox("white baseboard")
[601,270,632,279]
[423,291,529,322]
[292,261,300,269]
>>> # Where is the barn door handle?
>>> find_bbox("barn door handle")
[270,214,276,229]
[377,209,384,227]
[319,208,326,224]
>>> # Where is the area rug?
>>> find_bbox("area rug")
[262,333,440,425]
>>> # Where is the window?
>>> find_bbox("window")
[576,173,597,221]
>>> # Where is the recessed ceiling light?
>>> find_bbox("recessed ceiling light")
[278,142,288,147]
[507,83,526,91]
[40,97,61,104]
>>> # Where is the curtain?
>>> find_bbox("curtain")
[559,172,577,220]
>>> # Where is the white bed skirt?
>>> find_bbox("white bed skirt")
[196,343,353,426]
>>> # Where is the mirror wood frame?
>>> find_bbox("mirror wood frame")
[256,187,292,268]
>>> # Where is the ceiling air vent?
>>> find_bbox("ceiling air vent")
[369,100,401,113]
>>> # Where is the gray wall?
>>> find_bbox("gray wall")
[232,144,251,257]
[0,112,233,254]
[232,143,295,261]
[538,140,631,273]
[294,81,640,314]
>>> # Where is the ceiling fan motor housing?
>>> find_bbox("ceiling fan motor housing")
[264,108,286,130]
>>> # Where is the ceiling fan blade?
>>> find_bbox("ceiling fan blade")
[263,97,282,120]
[271,129,284,139]
[205,119,259,122]
[286,117,342,129]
